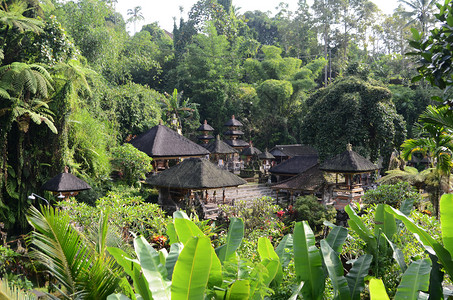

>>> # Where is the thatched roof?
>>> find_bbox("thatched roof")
[258,149,275,160]
[205,135,237,154]
[197,120,214,132]
[130,125,210,158]
[146,158,246,189]
[240,145,262,156]
[269,155,318,175]
[197,134,214,140]
[272,164,327,191]
[224,130,244,136]
[270,144,318,158]
[319,144,378,173]
[224,115,243,127]
[42,172,91,192]
[224,139,249,148]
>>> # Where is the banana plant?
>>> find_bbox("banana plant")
[108,211,279,300]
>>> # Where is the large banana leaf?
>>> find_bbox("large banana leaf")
[171,236,212,300]
[27,206,121,300]
[293,221,325,300]
[108,247,153,300]
[345,205,376,251]
[428,254,444,299]
[225,280,250,300]
[165,243,182,280]
[275,234,293,268]
[174,218,204,245]
[374,204,396,241]
[368,278,389,300]
[134,236,171,300]
[345,254,372,300]
[325,224,348,253]
[257,237,282,286]
[216,217,244,263]
[394,259,431,299]
[385,205,453,277]
[440,194,453,255]
[383,234,406,272]
[320,240,350,300]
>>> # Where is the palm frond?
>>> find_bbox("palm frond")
[27,206,122,299]
[0,277,36,299]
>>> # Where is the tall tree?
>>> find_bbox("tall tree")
[127,5,144,34]
[398,0,439,35]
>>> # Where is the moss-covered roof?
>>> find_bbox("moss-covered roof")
[319,145,377,173]
[130,124,210,158]
[146,158,246,189]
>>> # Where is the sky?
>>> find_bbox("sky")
[115,0,401,33]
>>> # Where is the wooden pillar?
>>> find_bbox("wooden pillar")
[222,188,226,204]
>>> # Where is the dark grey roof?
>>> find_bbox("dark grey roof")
[197,135,214,140]
[258,149,275,160]
[223,130,244,136]
[205,136,237,154]
[130,125,210,158]
[146,158,246,189]
[269,155,318,175]
[319,145,378,173]
[240,146,262,156]
[42,173,91,192]
[224,115,243,127]
[197,120,214,132]
[272,164,327,191]
[270,144,318,158]
[224,139,249,148]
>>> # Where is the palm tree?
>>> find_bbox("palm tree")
[401,106,453,217]
[127,6,144,35]
[27,206,123,299]
[398,0,438,35]
[161,88,197,134]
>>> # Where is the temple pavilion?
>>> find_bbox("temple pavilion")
[42,166,91,200]
[319,144,378,209]
[130,123,209,171]
[197,120,215,144]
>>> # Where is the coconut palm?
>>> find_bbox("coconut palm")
[27,205,123,299]
[398,0,438,35]
[127,6,144,34]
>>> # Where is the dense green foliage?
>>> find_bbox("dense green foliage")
[362,182,423,208]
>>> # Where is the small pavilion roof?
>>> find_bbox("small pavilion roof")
[130,124,209,158]
[197,120,214,132]
[224,115,243,127]
[224,139,249,148]
[146,158,246,189]
[269,155,318,175]
[319,144,378,174]
[205,135,237,154]
[270,144,318,158]
[42,168,91,192]
[240,143,262,156]
[197,134,214,140]
[271,164,327,191]
[258,149,275,160]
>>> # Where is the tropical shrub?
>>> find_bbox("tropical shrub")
[292,195,336,232]
[111,144,153,185]
[362,182,423,208]
[58,189,170,241]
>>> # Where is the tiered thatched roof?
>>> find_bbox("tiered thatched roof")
[130,124,210,158]
[320,144,377,174]
[205,135,237,154]
[146,158,246,189]
[197,120,214,132]
[224,115,243,127]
